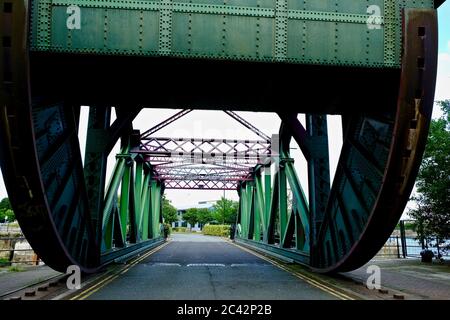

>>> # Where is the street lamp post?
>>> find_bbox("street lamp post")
[223,189,226,224]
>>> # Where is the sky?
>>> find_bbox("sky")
[1,2,449,211]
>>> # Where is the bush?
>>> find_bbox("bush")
[0,257,11,267]
[8,265,24,272]
[163,223,171,238]
[202,225,230,237]
[172,227,188,233]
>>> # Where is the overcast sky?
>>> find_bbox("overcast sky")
[1,2,449,213]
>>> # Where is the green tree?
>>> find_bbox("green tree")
[212,197,239,224]
[408,100,450,249]
[0,198,14,222]
[162,195,178,225]
[197,208,214,229]
[183,208,199,230]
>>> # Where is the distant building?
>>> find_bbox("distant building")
[173,200,217,231]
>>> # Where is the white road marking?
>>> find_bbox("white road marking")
[186,263,226,267]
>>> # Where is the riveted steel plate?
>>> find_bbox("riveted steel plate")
[30,0,435,68]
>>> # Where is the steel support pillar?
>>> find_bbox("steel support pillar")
[306,115,330,256]
[84,106,111,258]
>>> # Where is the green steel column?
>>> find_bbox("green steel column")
[128,162,138,243]
[241,183,251,239]
[128,130,141,243]
[119,159,132,244]
[150,180,162,238]
[84,106,111,257]
[134,161,144,233]
[278,161,288,246]
[254,172,265,241]
[101,149,128,251]
[306,114,330,253]
[284,158,310,252]
[236,186,243,238]
[263,166,272,241]
[253,186,260,241]
[246,182,255,240]
[102,205,115,251]
[240,184,247,238]
[156,183,162,237]
[140,171,151,240]
[156,183,163,237]
[103,156,126,228]
[266,172,279,244]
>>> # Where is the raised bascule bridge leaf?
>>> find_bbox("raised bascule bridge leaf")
[0,0,444,273]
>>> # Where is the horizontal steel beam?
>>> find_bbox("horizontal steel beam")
[162,180,239,190]
[155,175,252,182]
[100,237,165,265]
[143,156,264,166]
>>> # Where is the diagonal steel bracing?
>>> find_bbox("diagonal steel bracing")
[135,136,270,190]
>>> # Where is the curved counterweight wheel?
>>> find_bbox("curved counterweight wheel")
[311,10,437,272]
[0,0,99,272]
[311,9,438,272]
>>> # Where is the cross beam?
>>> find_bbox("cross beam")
[160,180,239,190]
[134,136,271,190]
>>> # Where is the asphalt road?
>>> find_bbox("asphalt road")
[85,233,337,300]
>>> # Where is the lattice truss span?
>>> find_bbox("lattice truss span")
[132,110,273,190]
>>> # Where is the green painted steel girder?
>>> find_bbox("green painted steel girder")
[305,115,330,251]
[84,106,111,257]
[140,171,151,240]
[236,123,311,258]
[89,138,165,255]
[30,0,435,68]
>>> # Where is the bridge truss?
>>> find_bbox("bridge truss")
[135,110,272,190]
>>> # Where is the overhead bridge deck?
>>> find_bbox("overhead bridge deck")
[0,0,444,274]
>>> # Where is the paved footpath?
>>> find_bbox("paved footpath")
[342,258,450,299]
[0,265,61,296]
[84,233,338,300]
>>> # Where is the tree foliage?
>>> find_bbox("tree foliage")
[162,195,178,225]
[183,208,199,229]
[408,100,450,247]
[212,197,239,224]
[179,207,214,230]
[0,198,14,222]
[197,208,214,225]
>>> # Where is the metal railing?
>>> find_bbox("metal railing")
[378,221,449,259]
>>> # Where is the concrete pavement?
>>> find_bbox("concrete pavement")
[0,265,61,296]
[342,258,450,300]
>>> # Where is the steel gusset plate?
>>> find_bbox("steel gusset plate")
[312,8,438,272]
